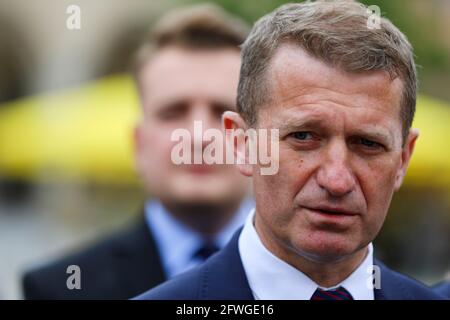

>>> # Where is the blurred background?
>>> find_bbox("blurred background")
[0,0,449,299]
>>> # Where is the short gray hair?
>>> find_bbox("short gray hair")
[237,0,417,142]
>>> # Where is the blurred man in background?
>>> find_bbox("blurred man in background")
[22,4,251,299]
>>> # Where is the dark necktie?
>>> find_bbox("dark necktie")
[193,242,220,261]
[310,286,353,300]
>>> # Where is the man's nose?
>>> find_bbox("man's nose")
[189,105,219,147]
[316,141,356,197]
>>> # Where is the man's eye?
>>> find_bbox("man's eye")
[360,138,382,149]
[158,106,186,120]
[159,111,180,120]
[291,132,312,140]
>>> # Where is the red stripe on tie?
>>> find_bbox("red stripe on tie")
[337,289,352,299]
[319,290,345,300]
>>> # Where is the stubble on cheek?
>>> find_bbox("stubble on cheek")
[362,154,401,239]
[254,168,301,249]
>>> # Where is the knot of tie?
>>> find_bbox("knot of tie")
[310,286,353,300]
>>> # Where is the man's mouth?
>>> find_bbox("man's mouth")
[185,164,215,174]
[304,205,358,217]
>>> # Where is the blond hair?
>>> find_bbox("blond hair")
[133,3,249,77]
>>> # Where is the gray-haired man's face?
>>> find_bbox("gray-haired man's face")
[248,44,418,264]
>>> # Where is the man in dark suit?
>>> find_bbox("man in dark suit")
[137,1,444,300]
[135,230,443,300]
[22,4,252,300]
[433,280,450,298]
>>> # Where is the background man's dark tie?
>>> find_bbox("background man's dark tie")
[193,243,220,261]
[310,286,353,300]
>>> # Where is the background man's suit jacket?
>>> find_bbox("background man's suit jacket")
[136,229,445,300]
[23,216,166,299]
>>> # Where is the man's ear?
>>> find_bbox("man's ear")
[222,111,253,177]
[394,128,419,191]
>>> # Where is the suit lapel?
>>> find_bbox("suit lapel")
[199,228,254,300]
[113,214,166,296]
[373,258,412,300]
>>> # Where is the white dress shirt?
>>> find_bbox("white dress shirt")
[239,210,375,300]
[145,199,253,278]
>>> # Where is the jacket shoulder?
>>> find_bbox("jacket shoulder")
[23,234,119,298]
[394,272,444,299]
[432,281,450,299]
[23,218,157,299]
[134,265,203,300]
[376,260,445,300]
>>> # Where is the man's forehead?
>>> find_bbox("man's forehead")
[266,43,403,108]
[138,46,240,105]
[258,45,403,129]
[142,46,240,76]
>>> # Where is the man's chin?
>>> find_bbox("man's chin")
[170,178,235,204]
[294,237,359,263]
[169,185,232,203]
[172,192,227,204]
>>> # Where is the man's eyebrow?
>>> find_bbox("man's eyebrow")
[275,116,327,132]
[275,116,395,144]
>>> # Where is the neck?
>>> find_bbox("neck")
[254,214,368,288]
[290,247,368,288]
[161,199,242,238]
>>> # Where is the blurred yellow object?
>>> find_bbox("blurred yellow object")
[0,74,140,184]
[0,74,449,187]
[406,95,450,188]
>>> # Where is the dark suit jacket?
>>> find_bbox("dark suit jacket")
[136,229,444,300]
[23,216,166,299]
[433,281,450,298]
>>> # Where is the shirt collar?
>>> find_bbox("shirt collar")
[145,199,253,278]
[239,209,374,300]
